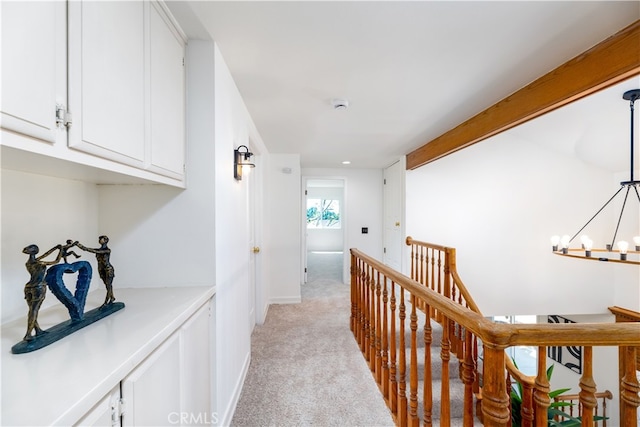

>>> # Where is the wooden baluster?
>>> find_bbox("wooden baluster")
[369,265,376,370]
[389,280,398,414]
[621,346,640,427]
[429,249,436,319]
[440,315,451,426]
[350,252,356,333]
[423,304,434,426]
[362,264,369,356]
[356,260,364,352]
[461,328,476,426]
[473,335,480,394]
[578,346,596,427]
[419,245,424,284]
[601,391,611,427]
[533,346,550,427]
[409,295,419,427]
[410,243,415,280]
[450,282,459,355]
[481,346,510,426]
[382,274,390,400]
[521,381,534,427]
[375,270,382,382]
[435,251,442,322]
[398,287,407,426]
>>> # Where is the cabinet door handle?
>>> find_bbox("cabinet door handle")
[252,246,260,254]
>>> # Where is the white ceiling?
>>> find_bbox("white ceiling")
[174,1,640,171]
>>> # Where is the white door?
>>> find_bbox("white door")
[1,1,66,145]
[383,160,404,272]
[248,156,256,332]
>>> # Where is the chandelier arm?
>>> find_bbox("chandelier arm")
[630,97,635,182]
[633,185,640,203]
[608,186,631,250]
[568,186,625,244]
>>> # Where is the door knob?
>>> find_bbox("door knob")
[252,246,260,253]
[395,222,400,227]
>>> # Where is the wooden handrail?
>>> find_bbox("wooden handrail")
[353,248,640,347]
[350,246,640,426]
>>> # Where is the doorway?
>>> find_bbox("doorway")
[303,178,346,284]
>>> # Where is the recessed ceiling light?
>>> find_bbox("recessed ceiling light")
[332,98,349,110]
[342,161,351,165]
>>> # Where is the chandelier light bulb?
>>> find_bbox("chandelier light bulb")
[617,240,629,260]
[580,235,590,248]
[550,235,560,252]
[584,238,593,257]
[633,235,640,251]
[560,235,571,254]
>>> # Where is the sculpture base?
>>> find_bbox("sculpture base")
[11,302,125,354]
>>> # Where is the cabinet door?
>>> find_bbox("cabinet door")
[74,385,121,427]
[68,1,146,168]
[122,333,181,427]
[1,1,66,145]
[148,2,186,179]
[180,301,213,419]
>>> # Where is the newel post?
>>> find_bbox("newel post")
[481,345,511,426]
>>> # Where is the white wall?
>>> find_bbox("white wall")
[213,43,269,425]
[267,154,302,304]
[406,131,638,317]
[1,170,100,323]
[302,168,384,283]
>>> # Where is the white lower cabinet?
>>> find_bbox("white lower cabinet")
[122,334,182,426]
[1,287,215,427]
[75,385,121,427]
[78,302,212,427]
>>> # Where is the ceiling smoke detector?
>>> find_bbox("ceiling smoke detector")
[331,98,349,110]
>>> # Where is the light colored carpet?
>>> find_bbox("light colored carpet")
[230,259,395,427]
[306,251,343,284]
[231,253,472,426]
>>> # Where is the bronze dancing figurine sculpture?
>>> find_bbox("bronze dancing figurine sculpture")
[22,244,63,341]
[13,236,124,354]
[75,236,116,306]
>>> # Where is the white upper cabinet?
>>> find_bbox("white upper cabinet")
[68,1,147,168]
[0,1,66,145]
[1,0,186,186]
[148,2,186,179]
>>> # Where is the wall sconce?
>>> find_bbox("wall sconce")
[234,145,255,181]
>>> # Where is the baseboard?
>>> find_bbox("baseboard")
[256,302,269,325]
[218,350,251,427]
[269,296,302,304]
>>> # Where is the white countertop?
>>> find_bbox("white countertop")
[1,286,215,426]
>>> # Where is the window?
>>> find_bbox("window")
[306,199,341,229]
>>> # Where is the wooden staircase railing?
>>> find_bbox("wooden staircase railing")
[350,242,640,426]
[552,391,613,426]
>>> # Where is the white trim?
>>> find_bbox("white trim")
[269,296,302,304]
[218,350,250,427]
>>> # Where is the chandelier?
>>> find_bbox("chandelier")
[551,89,640,265]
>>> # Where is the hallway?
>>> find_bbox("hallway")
[230,259,394,426]
[306,251,343,284]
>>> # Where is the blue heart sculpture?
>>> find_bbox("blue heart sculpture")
[45,261,92,321]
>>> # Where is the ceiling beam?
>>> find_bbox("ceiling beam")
[406,20,640,170]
